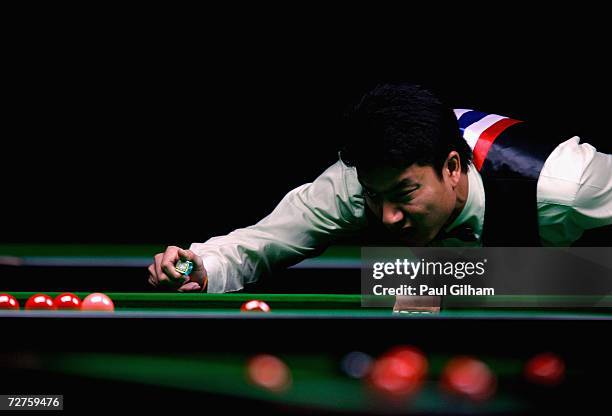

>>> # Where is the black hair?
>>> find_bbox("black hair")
[340,83,472,176]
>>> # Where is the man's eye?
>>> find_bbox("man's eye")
[393,189,417,202]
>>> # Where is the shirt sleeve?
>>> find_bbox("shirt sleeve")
[189,159,366,293]
[537,137,612,246]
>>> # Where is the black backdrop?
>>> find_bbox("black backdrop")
[3,23,610,245]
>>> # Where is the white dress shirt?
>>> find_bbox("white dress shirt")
[191,137,612,293]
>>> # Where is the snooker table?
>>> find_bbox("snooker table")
[2,292,612,414]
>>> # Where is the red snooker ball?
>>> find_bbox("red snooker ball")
[0,294,19,310]
[524,352,565,385]
[247,354,292,392]
[81,293,115,312]
[440,356,496,401]
[385,346,428,381]
[25,294,56,311]
[368,346,428,397]
[240,300,271,313]
[54,293,82,310]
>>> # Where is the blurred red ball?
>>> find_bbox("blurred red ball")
[240,300,271,313]
[368,346,428,396]
[440,356,496,401]
[525,353,565,386]
[246,354,291,392]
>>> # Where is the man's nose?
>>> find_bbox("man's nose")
[381,200,404,227]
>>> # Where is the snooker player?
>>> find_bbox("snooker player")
[147,83,612,294]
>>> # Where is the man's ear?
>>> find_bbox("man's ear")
[445,151,462,185]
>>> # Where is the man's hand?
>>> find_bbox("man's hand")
[148,246,208,292]
[393,295,441,313]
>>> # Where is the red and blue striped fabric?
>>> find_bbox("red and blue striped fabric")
[454,109,523,171]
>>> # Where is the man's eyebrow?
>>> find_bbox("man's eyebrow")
[361,178,416,194]
[391,179,417,192]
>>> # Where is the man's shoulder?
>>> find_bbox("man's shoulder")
[316,158,362,195]
[537,137,596,206]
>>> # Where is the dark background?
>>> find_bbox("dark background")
[1,14,610,413]
[3,15,610,245]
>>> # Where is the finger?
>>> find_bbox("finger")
[177,248,197,262]
[177,249,207,289]
[147,264,157,283]
[178,281,202,292]
[148,274,158,287]
[161,247,183,280]
[154,253,168,284]
[178,249,205,273]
